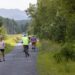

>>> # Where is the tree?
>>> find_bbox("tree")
[27,0,75,42]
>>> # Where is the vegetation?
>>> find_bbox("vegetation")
[27,0,75,75]
[0,16,29,34]
[0,0,75,74]
[0,16,24,54]
[5,34,21,54]
[27,0,75,41]
[37,40,75,75]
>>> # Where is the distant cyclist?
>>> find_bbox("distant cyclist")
[22,34,30,57]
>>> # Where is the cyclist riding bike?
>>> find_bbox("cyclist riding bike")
[30,35,37,51]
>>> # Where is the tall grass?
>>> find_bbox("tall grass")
[37,40,75,75]
[5,34,21,54]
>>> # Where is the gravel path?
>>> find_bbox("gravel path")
[0,43,38,75]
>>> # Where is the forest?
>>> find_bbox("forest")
[0,16,29,35]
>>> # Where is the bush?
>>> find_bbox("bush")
[61,43,75,61]
[54,43,75,62]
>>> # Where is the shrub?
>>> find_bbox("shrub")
[61,43,75,61]
[54,43,75,62]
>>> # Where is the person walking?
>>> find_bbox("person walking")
[22,34,30,57]
[0,36,5,61]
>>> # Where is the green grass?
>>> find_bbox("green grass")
[5,43,14,54]
[5,34,21,54]
[37,40,75,75]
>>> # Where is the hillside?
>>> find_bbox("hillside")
[0,9,29,20]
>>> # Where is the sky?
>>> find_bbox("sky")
[0,0,37,11]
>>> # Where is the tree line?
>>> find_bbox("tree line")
[0,16,29,35]
[27,0,75,42]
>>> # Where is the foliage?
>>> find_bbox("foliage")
[27,0,75,42]
[30,0,75,75]
[5,34,21,53]
[27,0,75,63]
[54,42,75,62]
[0,17,7,36]
[0,16,29,34]
[37,40,75,75]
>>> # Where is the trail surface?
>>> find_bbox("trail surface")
[0,42,38,75]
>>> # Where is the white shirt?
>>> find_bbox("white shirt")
[0,41,5,49]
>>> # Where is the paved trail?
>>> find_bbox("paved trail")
[0,43,38,75]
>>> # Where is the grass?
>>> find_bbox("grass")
[37,40,75,75]
[4,34,21,54]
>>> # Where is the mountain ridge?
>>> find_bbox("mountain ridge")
[0,9,28,20]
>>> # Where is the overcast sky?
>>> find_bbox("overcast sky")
[0,0,37,11]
